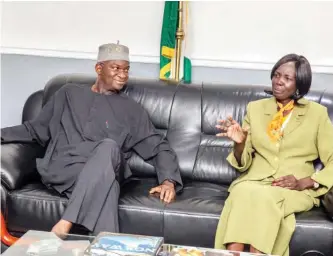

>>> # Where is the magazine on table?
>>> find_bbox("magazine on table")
[84,232,164,256]
[158,244,275,256]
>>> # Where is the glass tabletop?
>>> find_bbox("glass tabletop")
[2,230,273,256]
[2,230,95,256]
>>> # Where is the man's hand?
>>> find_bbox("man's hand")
[272,175,315,191]
[149,180,176,204]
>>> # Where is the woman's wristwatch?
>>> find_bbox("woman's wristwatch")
[311,172,320,189]
[313,181,320,189]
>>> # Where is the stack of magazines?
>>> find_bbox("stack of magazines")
[84,232,164,256]
[83,233,270,256]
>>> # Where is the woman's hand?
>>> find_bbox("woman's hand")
[272,175,315,191]
[272,175,300,190]
[216,116,248,144]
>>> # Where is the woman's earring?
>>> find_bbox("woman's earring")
[295,89,300,97]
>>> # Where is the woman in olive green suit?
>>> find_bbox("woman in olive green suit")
[214,54,333,256]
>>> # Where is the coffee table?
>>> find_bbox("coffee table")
[2,230,271,256]
[2,230,94,256]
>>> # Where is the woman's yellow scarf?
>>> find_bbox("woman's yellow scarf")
[267,100,294,142]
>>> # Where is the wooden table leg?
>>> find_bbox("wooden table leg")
[1,212,18,246]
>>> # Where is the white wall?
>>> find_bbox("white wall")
[1,1,333,73]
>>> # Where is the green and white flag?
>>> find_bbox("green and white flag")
[159,1,192,83]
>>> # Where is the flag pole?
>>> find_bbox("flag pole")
[175,1,184,82]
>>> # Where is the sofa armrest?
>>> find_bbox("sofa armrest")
[1,143,45,190]
[322,187,333,220]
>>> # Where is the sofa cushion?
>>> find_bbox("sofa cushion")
[198,84,270,185]
[118,178,166,236]
[291,208,333,256]
[123,79,178,178]
[166,84,203,180]
[163,181,228,247]
[6,179,166,235]
[6,183,67,232]
[120,178,230,248]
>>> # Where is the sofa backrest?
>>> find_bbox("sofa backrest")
[22,75,333,186]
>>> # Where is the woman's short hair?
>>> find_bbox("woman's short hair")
[268,54,312,100]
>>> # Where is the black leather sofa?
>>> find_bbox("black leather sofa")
[1,75,333,255]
